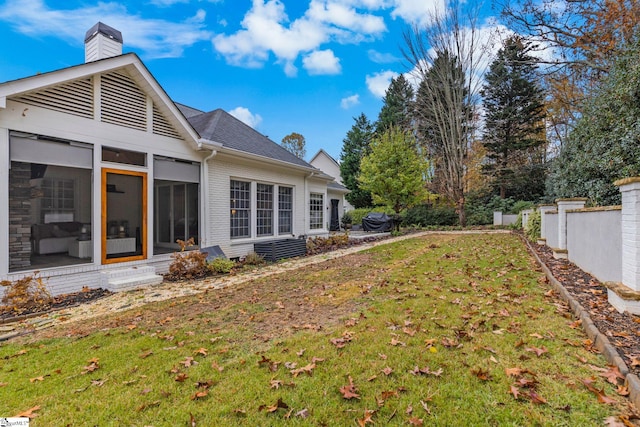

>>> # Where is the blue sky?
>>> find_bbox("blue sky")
[0,0,502,161]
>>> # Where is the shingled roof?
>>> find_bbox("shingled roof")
[183,107,313,169]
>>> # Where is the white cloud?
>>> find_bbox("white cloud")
[212,0,387,75]
[390,0,446,27]
[368,49,399,64]
[366,70,398,97]
[229,106,263,129]
[0,0,212,59]
[340,94,360,109]
[303,49,341,75]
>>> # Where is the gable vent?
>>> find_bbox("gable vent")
[100,70,147,131]
[153,104,183,140]
[12,78,94,119]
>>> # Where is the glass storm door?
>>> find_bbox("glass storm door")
[102,168,147,264]
[155,183,198,249]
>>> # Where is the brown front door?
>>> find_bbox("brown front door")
[101,168,147,264]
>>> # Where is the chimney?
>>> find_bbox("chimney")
[84,22,123,63]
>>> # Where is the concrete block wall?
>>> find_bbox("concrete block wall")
[566,207,621,283]
[540,180,640,314]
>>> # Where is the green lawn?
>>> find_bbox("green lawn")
[0,233,628,426]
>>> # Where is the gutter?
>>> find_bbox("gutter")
[200,146,219,247]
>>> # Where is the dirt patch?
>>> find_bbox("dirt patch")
[28,252,379,343]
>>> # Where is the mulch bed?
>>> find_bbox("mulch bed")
[0,288,112,324]
[529,241,640,377]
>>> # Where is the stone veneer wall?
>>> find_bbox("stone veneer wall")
[9,162,32,270]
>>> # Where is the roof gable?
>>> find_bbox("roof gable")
[0,54,207,149]
[188,109,315,169]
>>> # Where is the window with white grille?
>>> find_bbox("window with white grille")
[279,187,293,234]
[309,193,324,230]
[230,180,250,238]
[256,183,274,237]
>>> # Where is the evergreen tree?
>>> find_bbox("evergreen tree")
[375,74,415,135]
[547,40,640,206]
[481,36,546,199]
[359,127,429,229]
[340,114,374,208]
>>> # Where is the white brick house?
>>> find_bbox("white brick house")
[0,22,334,295]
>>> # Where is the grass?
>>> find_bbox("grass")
[0,233,629,426]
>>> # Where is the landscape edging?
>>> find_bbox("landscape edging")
[523,236,640,409]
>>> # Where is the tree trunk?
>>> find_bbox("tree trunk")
[457,196,466,227]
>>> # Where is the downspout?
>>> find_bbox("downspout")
[200,148,218,247]
[304,171,317,236]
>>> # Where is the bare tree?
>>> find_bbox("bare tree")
[404,0,489,226]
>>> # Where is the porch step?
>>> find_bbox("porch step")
[100,266,163,292]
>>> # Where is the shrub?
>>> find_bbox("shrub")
[402,204,458,227]
[349,207,395,225]
[341,212,353,229]
[349,208,371,225]
[208,257,237,274]
[166,238,209,281]
[306,234,350,255]
[242,251,266,266]
[1,273,52,315]
[511,200,535,214]
[524,209,541,241]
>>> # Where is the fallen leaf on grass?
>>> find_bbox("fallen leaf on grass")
[357,409,375,426]
[528,391,547,404]
[340,376,360,399]
[175,373,188,382]
[616,385,630,396]
[471,367,491,381]
[382,367,393,376]
[190,390,208,400]
[525,346,548,357]
[509,385,520,400]
[601,366,625,385]
[296,408,309,418]
[259,398,289,413]
[139,350,153,359]
[181,356,198,368]
[390,337,406,347]
[137,401,161,412]
[30,375,48,383]
[408,417,423,425]
[15,405,40,418]
[82,358,100,374]
[194,347,208,357]
[291,363,316,377]
[582,378,618,404]
[505,367,522,377]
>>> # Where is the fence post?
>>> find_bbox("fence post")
[493,211,503,226]
[607,178,640,314]
[553,198,587,259]
[538,204,556,245]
